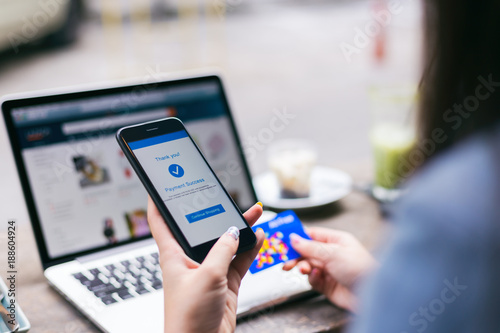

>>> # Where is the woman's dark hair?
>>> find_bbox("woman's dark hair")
[418,0,500,163]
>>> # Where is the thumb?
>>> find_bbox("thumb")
[290,233,335,265]
[202,226,240,275]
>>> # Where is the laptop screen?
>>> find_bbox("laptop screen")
[2,76,256,265]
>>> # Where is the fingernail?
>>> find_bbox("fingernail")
[226,226,240,240]
[256,202,263,208]
[290,233,301,245]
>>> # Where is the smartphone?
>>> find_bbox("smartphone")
[116,117,257,263]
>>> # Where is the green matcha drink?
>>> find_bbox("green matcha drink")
[370,123,415,189]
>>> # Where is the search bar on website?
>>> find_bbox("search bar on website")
[61,109,169,135]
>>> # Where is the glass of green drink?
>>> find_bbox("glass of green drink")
[369,84,417,202]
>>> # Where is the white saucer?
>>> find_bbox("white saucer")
[253,166,353,210]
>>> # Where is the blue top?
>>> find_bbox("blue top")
[348,125,500,333]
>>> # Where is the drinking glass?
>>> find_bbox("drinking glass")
[369,84,417,201]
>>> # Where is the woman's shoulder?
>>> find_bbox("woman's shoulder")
[351,127,500,333]
[395,125,500,239]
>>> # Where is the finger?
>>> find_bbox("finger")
[306,227,349,244]
[284,258,323,273]
[202,200,264,273]
[297,261,312,274]
[282,258,300,271]
[283,259,312,274]
[147,196,175,243]
[308,268,326,294]
[243,203,263,227]
[198,202,262,274]
[202,226,241,276]
[230,228,265,279]
[290,233,335,264]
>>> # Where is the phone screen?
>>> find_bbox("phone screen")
[128,129,247,247]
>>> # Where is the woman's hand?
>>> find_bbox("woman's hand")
[147,197,265,333]
[283,227,377,312]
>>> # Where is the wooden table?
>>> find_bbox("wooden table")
[0,163,386,333]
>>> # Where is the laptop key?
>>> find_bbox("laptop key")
[101,296,117,305]
[136,256,145,263]
[115,264,127,273]
[112,270,125,280]
[152,281,163,290]
[125,273,137,283]
[136,286,150,295]
[79,279,92,287]
[109,276,124,288]
[73,273,90,283]
[140,269,152,279]
[117,290,134,300]
[86,275,105,285]
[88,280,107,292]
[129,266,141,276]
[143,262,156,273]
[94,289,113,298]
[105,264,116,272]
[94,285,123,298]
[81,270,94,280]
[98,273,109,284]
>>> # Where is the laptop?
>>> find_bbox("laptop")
[1,74,312,332]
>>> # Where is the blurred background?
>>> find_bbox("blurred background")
[0,0,422,226]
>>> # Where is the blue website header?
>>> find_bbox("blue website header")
[129,130,188,150]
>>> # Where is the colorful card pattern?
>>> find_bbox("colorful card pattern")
[249,210,310,274]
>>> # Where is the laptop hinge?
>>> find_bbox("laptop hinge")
[76,238,156,264]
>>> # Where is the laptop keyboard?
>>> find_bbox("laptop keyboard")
[72,252,162,305]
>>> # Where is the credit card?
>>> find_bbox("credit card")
[249,210,310,274]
